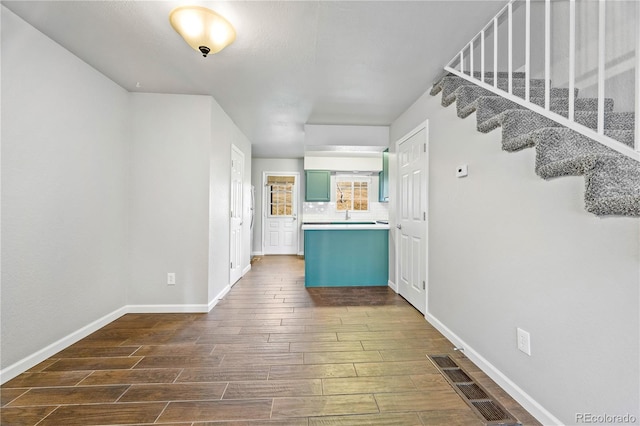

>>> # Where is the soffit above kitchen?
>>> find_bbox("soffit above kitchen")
[2,1,503,158]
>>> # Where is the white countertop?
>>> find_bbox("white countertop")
[301,221,390,231]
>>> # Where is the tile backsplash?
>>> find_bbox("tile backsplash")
[303,202,389,222]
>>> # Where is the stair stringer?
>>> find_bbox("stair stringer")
[431,75,640,217]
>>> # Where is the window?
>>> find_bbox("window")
[267,175,295,216]
[336,178,369,211]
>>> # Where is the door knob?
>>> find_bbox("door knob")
[396,224,402,229]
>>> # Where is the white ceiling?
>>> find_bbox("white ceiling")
[2,1,503,158]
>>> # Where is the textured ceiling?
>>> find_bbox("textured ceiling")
[3,1,503,158]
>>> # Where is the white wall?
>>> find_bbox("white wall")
[1,7,253,379]
[390,90,640,425]
[251,158,304,255]
[129,94,212,307]
[209,100,252,301]
[1,7,129,367]
[304,124,389,147]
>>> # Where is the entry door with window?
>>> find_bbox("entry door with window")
[397,123,428,314]
[263,173,299,255]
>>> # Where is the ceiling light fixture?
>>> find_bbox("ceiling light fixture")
[169,5,236,57]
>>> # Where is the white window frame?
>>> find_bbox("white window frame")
[335,175,370,212]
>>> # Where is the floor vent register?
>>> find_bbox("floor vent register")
[428,354,522,426]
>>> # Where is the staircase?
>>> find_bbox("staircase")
[431,73,640,217]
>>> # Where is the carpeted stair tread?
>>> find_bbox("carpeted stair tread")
[430,71,640,216]
[434,75,566,106]
[452,88,577,120]
[531,97,615,112]
[432,75,472,100]
[455,89,578,121]
[474,97,526,131]
[439,77,473,106]
[475,99,616,124]
[514,86,577,100]
[430,73,544,96]
[467,71,527,79]
[457,89,511,119]
[499,110,635,151]
[484,78,547,90]
[444,82,578,111]
[500,110,559,151]
[603,130,635,148]
[533,128,618,179]
[433,75,614,113]
[573,111,635,131]
[584,156,640,216]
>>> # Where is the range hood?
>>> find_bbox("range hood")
[303,124,388,172]
[304,145,384,172]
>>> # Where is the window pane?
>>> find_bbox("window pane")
[269,183,293,216]
[285,191,291,216]
[336,181,352,211]
[353,182,368,211]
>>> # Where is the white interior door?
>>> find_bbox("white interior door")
[263,173,299,255]
[230,145,244,285]
[397,123,428,314]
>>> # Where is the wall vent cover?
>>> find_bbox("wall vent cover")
[428,354,521,426]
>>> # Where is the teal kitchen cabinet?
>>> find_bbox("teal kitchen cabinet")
[304,229,388,287]
[379,149,389,202]
[305,170,331,202]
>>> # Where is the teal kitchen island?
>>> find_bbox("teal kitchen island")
[302,221,389,287]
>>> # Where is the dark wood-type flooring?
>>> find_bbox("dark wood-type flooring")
[1,255,541,425]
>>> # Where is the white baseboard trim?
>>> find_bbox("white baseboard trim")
[388,279,398,292]
[0,306,128,384]
[252,251,264,256]
[297,251,304,256]
[0,288,240,385]
[424,312,562,426]
[242,264,251,276]
[209,284,231,311]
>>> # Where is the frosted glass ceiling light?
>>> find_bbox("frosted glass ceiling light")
[169,6,236,57]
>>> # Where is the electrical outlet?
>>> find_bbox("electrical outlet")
[167,273,176,286]
[517,327,531,356]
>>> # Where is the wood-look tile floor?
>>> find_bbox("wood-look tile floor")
[1,256,541,425]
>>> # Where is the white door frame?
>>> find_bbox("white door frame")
[261,171,300,255]
[230,144,244,285]
[394,120,429,314]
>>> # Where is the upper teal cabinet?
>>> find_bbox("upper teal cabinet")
[379,150,389,202]
[305,170,331,202]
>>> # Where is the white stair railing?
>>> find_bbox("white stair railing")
[443,0,640,162]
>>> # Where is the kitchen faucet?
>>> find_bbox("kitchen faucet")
[345,209,351,220]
